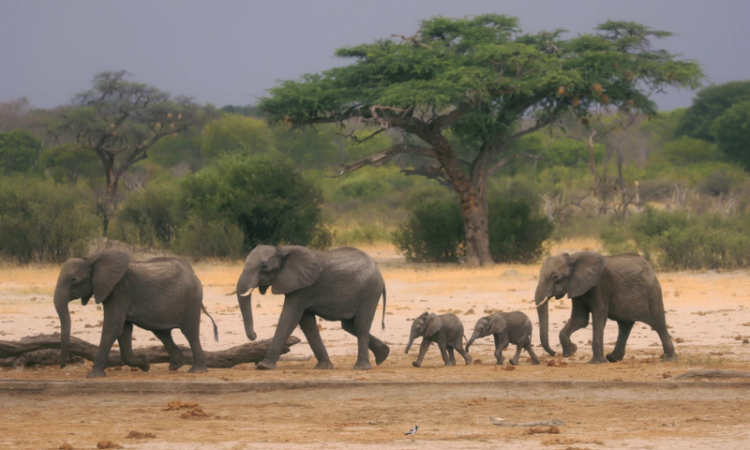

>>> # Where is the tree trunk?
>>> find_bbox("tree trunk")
[460,186,493,267]
[0,333,302,369]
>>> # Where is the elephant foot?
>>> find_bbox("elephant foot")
[256,360,277,371]
[187,365,208,373]
[412,361,421,368]
[139,356,150,372]
[562,344,578,357]
[168,361,185,371]
[495,360,504,366]
[588,357,608,364]
[86,369,106,378]
[509,359,518,366]
[662,354,677,362]
[444,361,456,367]
[353,359,371,370]
[314,360,334,370]
[373,345,390,365]
[464,355,473,366]
[606,353,623,363]
[531,359,540,366]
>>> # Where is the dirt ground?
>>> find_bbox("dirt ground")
[1,240,750,449]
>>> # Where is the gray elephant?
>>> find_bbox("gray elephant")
[405,312,473,367]
[465,311,540,365]
[54,250,217,378]
[534,252,675,364]
[231,245,389,371]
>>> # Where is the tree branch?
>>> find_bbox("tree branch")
[483,152,543,184]
[329,144,436,177]
[401,165,453,188]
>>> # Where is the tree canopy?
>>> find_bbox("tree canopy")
[260,14,704,265]
[0,130,42,174]
[676,81,750,142]
[712,101,750,169]
[47,71,213,195]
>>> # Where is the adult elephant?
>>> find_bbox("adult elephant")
[533,252,675,364]
[54,250,217,377]
[231,245,389,370]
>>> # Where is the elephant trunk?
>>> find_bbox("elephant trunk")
[465,329,481,353]
[405,330,418,354]
[237,271,258,341]
[535,283,556,356]
[53,283,71,368]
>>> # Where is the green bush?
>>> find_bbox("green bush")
[601,207,750,270]
[0,130,42,174]
[392,199,465,262]
[114,180,178,248]
[177,153,326,253]
[173,217,244,258]
[392,197,554,263]
[0,176,98,263]
[488,199,554,263]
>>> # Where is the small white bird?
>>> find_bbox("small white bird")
[404,425,419,436]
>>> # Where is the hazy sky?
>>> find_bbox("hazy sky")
[2,0,748,111]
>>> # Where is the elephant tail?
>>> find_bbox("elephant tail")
[202,304,219,342]
[381,285,387,330]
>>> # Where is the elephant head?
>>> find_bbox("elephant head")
[534,251,604,356]
[465,314,506,352]
[405,312,442,354]
[234,245,322,342]
[54,250,130,368]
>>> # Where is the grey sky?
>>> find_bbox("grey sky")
[1,0,748,111]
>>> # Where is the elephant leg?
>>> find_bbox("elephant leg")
[448,346,456,365]
[182,325,208,373]
[118,322,149,372]
[258,302,305,370]
[652,320,676,361]
[525,342,541,365]
[413,338,431,368]
[152,329,185,371]
[607,320,634,362]
[494,335,509,365]
[454,341,473,365]
[88,300,129,378]
[509,344,523,366]
[341,319,390,365]
[588,309,608,364]
[560,300,589,357]
[437,338,452,366]
[299,313,333,370]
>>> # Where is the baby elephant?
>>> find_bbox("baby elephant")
[406,312,473,367]
[466,311,540,366]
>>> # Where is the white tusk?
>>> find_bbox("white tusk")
[239,287,254,297]
[535,296,553,308]
[225,289,237,296]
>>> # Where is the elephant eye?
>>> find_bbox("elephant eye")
[552,274,559,281]
[260,262,269,271]
[70,276,77,282]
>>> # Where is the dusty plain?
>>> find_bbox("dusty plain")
[1,239,749,449]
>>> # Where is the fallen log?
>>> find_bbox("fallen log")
[0,333,301,369]
[669,369,750,381]
[489,417,565,427]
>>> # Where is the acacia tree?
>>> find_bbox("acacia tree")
[48,71,212,195]
[260,15,702,266]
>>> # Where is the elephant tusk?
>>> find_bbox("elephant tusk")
[239,287,254,297]
[535,296,553,308]
[225,289,237,296]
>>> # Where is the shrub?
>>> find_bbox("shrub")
[392,197,553,263]
[0,130,42,174]
[392,199,465,262]
[601,207,750,270]
[0,176,98,263]
[173,217,244,258]
[177,153,326,253]
[488,199,554,263]
[115,180,178,248]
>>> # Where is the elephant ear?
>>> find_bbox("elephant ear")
[489,315,507,335]
[568,251,605,298]
[425,313,443,337]
[86,250,130,304]
[272,246,322,295]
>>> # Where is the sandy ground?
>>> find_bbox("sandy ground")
[1,240,750,449]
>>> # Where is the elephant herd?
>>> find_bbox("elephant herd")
[53,246,675,378]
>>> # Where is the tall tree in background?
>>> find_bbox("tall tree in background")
[261,15,703,266]
[676,81,750,142]
[47,71,212,195]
